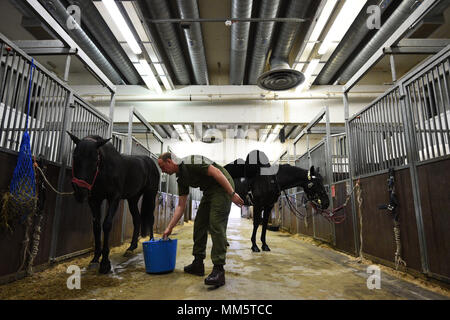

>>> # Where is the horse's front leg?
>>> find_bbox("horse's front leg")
[261,206,273,252]
[88,198,102,269]
[99,196,121,274]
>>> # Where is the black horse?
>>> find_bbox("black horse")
[225,150,329,252]
[67,133,160,274]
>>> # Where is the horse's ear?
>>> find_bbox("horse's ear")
[96,138,111,149]
[67,131,80,145]
[309,166,316,175]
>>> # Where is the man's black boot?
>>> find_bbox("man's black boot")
[184,257,205,276]
[204,264,225,286]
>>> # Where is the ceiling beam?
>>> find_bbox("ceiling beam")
[24,0,116,93]
[343,0,442,92]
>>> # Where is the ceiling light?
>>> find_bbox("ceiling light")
[296,59,320,92]
[318,0,367,55]
[102,0,142,55]
[122,1,149,42]
[160,76,173,91]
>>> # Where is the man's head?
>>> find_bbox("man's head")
[158,152,179,174]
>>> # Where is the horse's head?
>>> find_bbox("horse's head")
[67,132,110,203]
[302,166,329,210]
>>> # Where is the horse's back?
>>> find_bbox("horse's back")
[122,154,160,191]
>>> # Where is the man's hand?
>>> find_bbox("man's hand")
[231,192,244,207]
[162,226,173,240]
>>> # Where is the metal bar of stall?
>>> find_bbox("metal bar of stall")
[344,92,360,256]
[412,80,430,161]
[324,106,336,246]
[49,91,74,262]
[408,81,424,161]
[430,66,447,156]
[434,64,450,153]
[2,53,20,149]
[34,75,50,157]
[394,89,407,165]
[9,57,28,151]
[30,70,45,155]
[398,82,430,275]
[382,95,394,169]
[360,110,369,175]
[388,91,400,167]
[424,72,441,158]
[419,76,436,159]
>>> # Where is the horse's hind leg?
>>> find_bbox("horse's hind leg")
[88,198,103,269]
[124,196,141,256]
[261,205,273,252]
[141,188,157,240]
[251,206,262,252]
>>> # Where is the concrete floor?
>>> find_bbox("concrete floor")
[0,216,448,300]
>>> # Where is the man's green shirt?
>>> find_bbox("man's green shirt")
[176,155,234,196]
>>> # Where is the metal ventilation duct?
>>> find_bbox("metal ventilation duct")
[176,0,209,85]
[229,0,253,85]
[38,0,125,85]
[336,0,422,84]
[66,0,142,85]
[247,0,281,85]
[257,0,310,91]
[142,0,190,85]
[315,0,394,85]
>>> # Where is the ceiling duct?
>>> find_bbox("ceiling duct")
[66,0,143,85]
[257,0,310,91]
[229,0,253,85]
[336,0,423,85]
[315,0,395,85]
[141,0,191,85]
[38,0,125,84]
[247,0,281,85]
[176,0,209,85]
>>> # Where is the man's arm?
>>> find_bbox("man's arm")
[207,165,244,207]
[162,194,188,239]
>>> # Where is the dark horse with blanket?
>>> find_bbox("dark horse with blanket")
[67,133,160,274]
[225,150,329,252]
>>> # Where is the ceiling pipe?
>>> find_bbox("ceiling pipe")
[82,91,380,102]
[257,0,310,91]
[229,0,253,85]
[336,0,423,85]
[38,0,125,84]
[315,0,395,85]
[66,0,143,85]
[247,0,281,84]
[141,0,191,85]
[176,0,209,85]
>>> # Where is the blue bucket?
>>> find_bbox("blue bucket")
[142,238,178,274]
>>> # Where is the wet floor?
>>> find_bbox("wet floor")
[0,217,448,300]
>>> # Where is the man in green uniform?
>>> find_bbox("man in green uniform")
[158,152,244,287]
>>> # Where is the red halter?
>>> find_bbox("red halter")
[71,153,100,191]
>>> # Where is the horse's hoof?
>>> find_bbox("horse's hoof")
[87,262,99,270]
[99,261,111,274]
[251,245,260,253]
[262,244,271,252]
